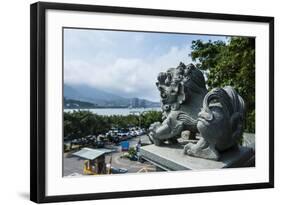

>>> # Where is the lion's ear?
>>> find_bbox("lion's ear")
[230,112,242,131]
[230,112,244,142]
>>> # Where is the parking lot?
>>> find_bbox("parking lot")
[63,135,156,176]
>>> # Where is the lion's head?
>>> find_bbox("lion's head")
[156,62,207,112]
[197,86,245,150]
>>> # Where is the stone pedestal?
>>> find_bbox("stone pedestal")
[140,144,254,171]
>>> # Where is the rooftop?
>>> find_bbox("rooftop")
[72,147,114,160]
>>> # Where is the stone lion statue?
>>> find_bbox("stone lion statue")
[148,62,245,161]
[148,62,207,145]
[183,86,245,160]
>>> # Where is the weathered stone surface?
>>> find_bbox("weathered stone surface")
[147,62,248,161]
[140,143,254,171]
[148,63,207,145]
[186,86,246,160]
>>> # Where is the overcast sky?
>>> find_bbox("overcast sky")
[64,28,227,102]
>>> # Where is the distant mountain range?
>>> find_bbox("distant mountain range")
[64,84,160,109]
[64,98,98,109]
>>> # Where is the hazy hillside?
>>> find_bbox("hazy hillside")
[64,98,98,109]
[64,83,160,108]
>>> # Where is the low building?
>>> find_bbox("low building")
[73,148,113,175]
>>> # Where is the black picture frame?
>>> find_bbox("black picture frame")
[30,1,274,203]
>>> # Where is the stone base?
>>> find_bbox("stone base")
[140,144,255,171]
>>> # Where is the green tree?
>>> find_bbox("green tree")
[64,110,163,143]
[141,111,162,129]
[64,110,111,142]
[190,37,255,132]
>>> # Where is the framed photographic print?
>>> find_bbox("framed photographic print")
[30,1,274,203]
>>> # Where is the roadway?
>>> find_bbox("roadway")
[63,134,156,176]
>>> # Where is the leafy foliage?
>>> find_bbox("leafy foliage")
[190,37,255,132]
[64,110,162,141]
[140,111,162,129]
[128,147,137,156]
[64,110,111,141]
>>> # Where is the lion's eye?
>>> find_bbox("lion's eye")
[161,93,167,98]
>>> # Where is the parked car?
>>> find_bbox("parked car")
[117,130,131,141]
[96,140,105,148]
[129,131,137,137]
[112,136,121,144]
[111,167,128,174]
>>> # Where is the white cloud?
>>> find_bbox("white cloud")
[64,45,192,102]
[64,29,227,101]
